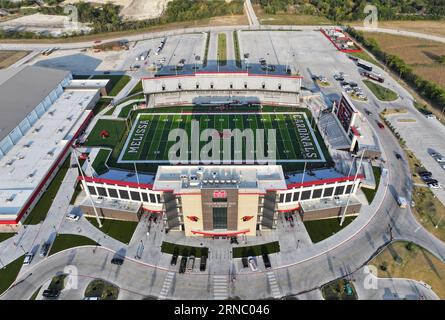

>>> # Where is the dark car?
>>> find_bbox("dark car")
[241,257,249,268]
[425,178,438,184]
[111,257,124,265]
[39,242,51,257]
[377,122,385,129]
[262,254,271,269]
[42,289,60,298]
[244,53,250,58]
[200,255,207,272]
[364,109,372,116]
[179,256,187,274]
[395,153,402,160]
[419,171,432,178]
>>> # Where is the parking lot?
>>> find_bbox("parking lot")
[385,111,445,205]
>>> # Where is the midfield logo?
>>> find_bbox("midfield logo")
[167,119,277,165]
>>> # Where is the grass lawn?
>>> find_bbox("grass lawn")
[161,241,209,257]
[0,50,30,69]
[29,286,42,300]
[370,241,445,299]
[363,80,398,101]
[321,278,357,300]
[0,255,24,295]
[49,234,99,256]
[232,242,280,258]
[86,217,138,244]
[345,50,382,68]
[362,166,382,204]
[70,181,82,205]
[92,98,112,115]
[24,157,70,225]
[0,233,16,243]
[84,119,127,148]
[217,33,227,66]
[47,274,67,292]
[91,149,111,175]
[92,75,131,96]
[129,80,143,95]
[84,279,119,300]
[304,216,356,243]
[253,4,331,26]
[233,30,241,68]
[104,106,116,116]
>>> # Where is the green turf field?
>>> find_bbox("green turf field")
[118,112,326,164]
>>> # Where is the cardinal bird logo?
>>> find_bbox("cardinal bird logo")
[187,216,199,222]
[242,216,254,222]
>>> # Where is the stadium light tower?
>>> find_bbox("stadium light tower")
[71,146,103,228]
[340,150,365,226]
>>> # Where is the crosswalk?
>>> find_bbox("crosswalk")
[266,271,282,299]
[159,272,175,300]
[213,275,229,300]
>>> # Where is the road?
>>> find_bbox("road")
[354,26,445,44]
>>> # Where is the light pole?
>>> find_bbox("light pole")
[72,146,102,228]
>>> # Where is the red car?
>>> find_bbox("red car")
[94,40,102,44]
[377,122,385,129]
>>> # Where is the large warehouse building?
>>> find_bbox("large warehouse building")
[0,66,106,226]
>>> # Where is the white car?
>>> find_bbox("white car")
[23,253,34,265]
[248,256,258,272]
[436,157,445,163]
[66,213,80,221]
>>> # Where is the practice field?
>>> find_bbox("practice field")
[118,112,326,164]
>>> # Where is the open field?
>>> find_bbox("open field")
[350,20,445,38]
[86,217,138,244]
[303,216,356,243]
[49,234,99,256]
[253,5,331,26]
[362,32,445,89]
[370,241,445,299]
[0,50,30,69]
[119,111,326,164]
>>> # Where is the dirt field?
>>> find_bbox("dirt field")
[363,32,445,89]
[351,20,445,38]
[0,50,30,69]
[64,0,172,21]
[370,241,445,299]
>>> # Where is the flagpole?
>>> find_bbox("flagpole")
[340,150,365,226]
[134,162,140,185]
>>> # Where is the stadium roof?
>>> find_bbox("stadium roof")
[0,65,70,141]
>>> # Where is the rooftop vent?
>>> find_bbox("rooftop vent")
[24,142,32,148]
[33,125,43,133]
[18,155,25,160]
[47,150,54,156]
[6,194,15,202]
[5,160,14,167]
[48,110,55,116]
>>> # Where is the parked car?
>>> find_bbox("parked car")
[424,178,438,184]
[23,252,34,265]
[262,254,271,269]
[395,153,402,160]
[83,296,100,300]
[419,171,432,178]
[111,257,124,265]
[200,255,207,272]
[364,109,372,116]
[248,256,258,272]
[66,213,80,221]
[186,255,195,272]
[42,289,60,298]
[40,242,51,257]
[377,122,385,129]
[244,53,250,58]
[436,157,445,163]
[428,182,441,189]
[179,256,187,273]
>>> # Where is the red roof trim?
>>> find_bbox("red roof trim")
[277,206,300,213]
[141,72,303,80]
[78,176,153,190]
[286,174,364,189]
[190,229,250,236]
[350,125,360,136]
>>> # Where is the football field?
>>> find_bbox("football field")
[118,112,326,164]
